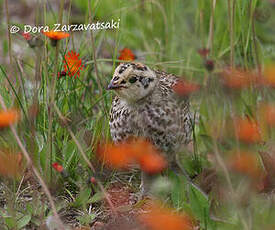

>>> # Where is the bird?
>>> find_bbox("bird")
[107,62,193,195]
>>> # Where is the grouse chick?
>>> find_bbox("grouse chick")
[108,62,193,194]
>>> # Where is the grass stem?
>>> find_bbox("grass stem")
[228,0,236,67]
[207,0,216,52]
[47,0,65,182]
[4,0,12,66]
[88,0,103,95]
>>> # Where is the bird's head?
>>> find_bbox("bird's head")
[107,63,158,103]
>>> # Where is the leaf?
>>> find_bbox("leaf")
[77,213,96,225]
[5,217,17,229]
[72,188,91,208]
[63,140,77,164]
[169,171,187,208]
[189,185,209,218]
[188,185,213,229]
[17,214,31,229]
[88,192,104,203]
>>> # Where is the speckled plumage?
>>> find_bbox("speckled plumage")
[108,63,192,163]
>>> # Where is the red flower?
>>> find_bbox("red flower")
[52,162,64,172]
[197,48,210,58]
[90,177,97,184]
[204,59,215,72]
[63,51,84,78]
[118,48,135,61]
[57,71,67,79]
[21,32,31,41]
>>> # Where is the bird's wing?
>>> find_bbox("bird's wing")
[155,70,193,144]
[154,69,183,98]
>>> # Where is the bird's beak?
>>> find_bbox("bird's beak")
[107,81,121,90]
[107,82,115,90]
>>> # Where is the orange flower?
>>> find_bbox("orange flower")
[42,30,70,40]
[262,65,275,87]
[260,104,275,126]
[0,109,20,128]
[234,117,261,143]
[133,139,167,174]
[172,80,200,97]
[118,48,135,61]
[0,149,23,179]
[229,150,262,179]
[97,138,167,173]
[220,68,256,89]
[139,152,167,174]
[138,202,193,230]
[97,141,136,170]
[63,50,84,78]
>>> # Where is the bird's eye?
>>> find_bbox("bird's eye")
[113,76,119,81]
[129,76,137,84]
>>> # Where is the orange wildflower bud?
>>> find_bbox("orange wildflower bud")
[0,109,20,128]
